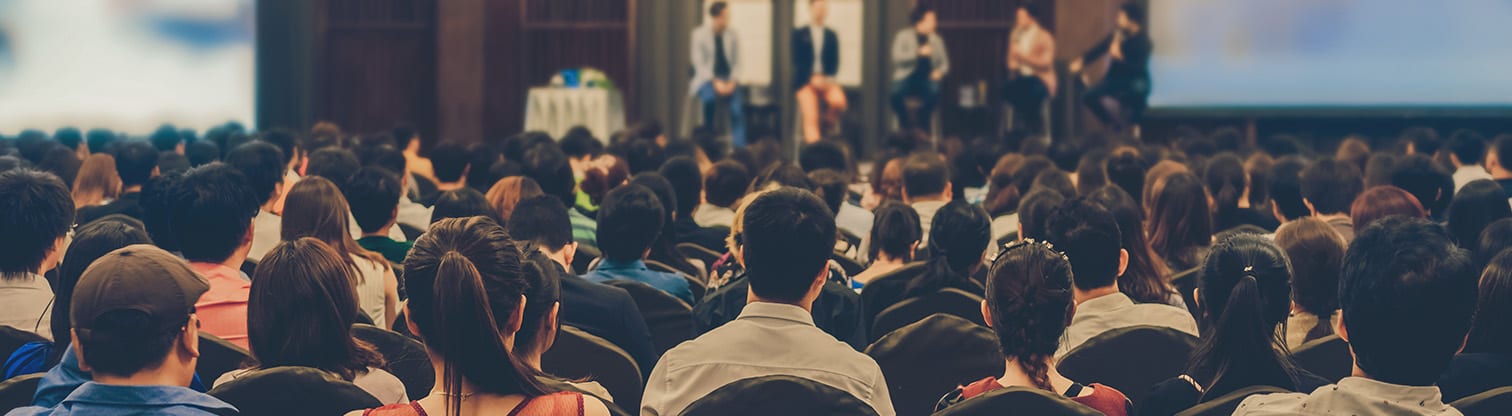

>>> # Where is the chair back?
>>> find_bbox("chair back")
[646,260,706,302]
[398,223,424,242]
[351,324,434,402]
[1290,334,1351,383]
[573,244,602,275]
[831,252,865,277]
[932,385,1104,416]
[198,332,251,383]
[0,326,45,365]
[1170,267,1201,322]
[676,243,723,268]
[209,366,381,416]
[839,229,863,250]
[0,373,42,414]
[239,258,258,280]
[678,375,879,416]
[864,314,1004,416]
[1174,385,1289,416]
[542,325,644,412]
[603,280,694,355]
[870,288,986,342]
[1452,385,1512,416]
[1057,325,1199,404]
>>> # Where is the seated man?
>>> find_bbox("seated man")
[169,163,262,349]
[509,195,659,374]
[346,167,412,263]
[1046,199,1198,357]
[10,245,237,415]
[0,169,73,340]
[902,152,952,246]
[77,141,158,225]
[1235,217,1478,415]
[643,188,895,416]
[223,141,286,262]
[660,157,729,251]
[690,2,746,148]
[693,160,749,229]
[582,184,695,304]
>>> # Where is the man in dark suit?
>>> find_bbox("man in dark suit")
[77,141,158,225]
[792,0,847,144]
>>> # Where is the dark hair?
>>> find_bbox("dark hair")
[1449,130,1488,167]
[742,188,836,303]
[113,141,159,187]
[429,188,499,225]
[1389,154,1451,217]
[358,144,407,179]
[1204,153,1248,231]
[1031,169,1076,199]
[249,238,384,381]
[1403,126,1443,155]
[502,132,555,164]
[1341,217,1477,386]
[596,184,664,261]
[926,200,992,281]
[1364,153,1397,189]
[808,169,848,215]
[515,254,561,358]
[36,146,80,186]
[509,196,573,250]
[909,3,934,24]
[404,217,552,414]
[521,144,575,206]
[224,142,287,205]
[1300,159,1363,215]
[984,154,1025,217]
[282,177,392,277]
[1496,136,1512,174]
[169,164,261,263]
[186,140,222,168]
[1335,137,1371,174]
[429,141,471,183]
[150,125,183,152]
[799,141,849,174]
[1075,152,1109,196]
[54,128,83,151]
[1105,149,1147,207]
[1188,234,1300,397]
[1120,2,1145,22]
[1017,188,1066,241]
[1466,250,1512,355]
[305,148,361,187]
[139,172,186,252]
[1479,219,1512,268]
[1087,186,1175,303]
[560,132,602,160]
[485,176,544,223]
[1045,198,1124,290]
[1449,180,1512,250]
[629,173,700,276]
[902,152,949,199]
[869,202,922,262]
[1012,156,1056,196]
[156,152,190,176]
[1245,153,1276,211]
[750,163,813,192]
[660,157,704,216]
[85,129,118,156]
[51,218,151,365]
[1268,157,1310,221]
[76,309,187,377]
[1148,172,1214,270]
[258,129,300,165]
[985,240,1075,391]
[709,1,728,17]
[705,160,750,208]
[1274,218,1345,327]
[464,143,504,193]
[345,168,403,234]
[624,139,666,174]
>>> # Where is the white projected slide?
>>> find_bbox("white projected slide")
[794,0,865,87]
[0,0,255,133]
[1150,0,1512,108]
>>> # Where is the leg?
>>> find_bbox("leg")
[796,85,823,144]
[697,82,718,128]
[918,81,940,131]
[727,86,746,149]
[822,83,849,128]
[890,83,912,131]
[1082,81,1118,128]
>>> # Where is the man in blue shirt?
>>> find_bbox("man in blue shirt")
[582,184,695,304]
[9,245,237,415]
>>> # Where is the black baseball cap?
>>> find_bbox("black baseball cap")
[71,245,208,340]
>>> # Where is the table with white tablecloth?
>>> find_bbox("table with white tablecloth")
[523,87,625,142]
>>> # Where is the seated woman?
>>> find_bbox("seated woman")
[515,252,613,401]
[1273,218,1346,349]
[218,238,407,405]
[1438,249,1512,402]
[1138,234,1329,416]
[1147,172,1214,272]
[353,217,611,416]
[1087,185,1180,306]
[860,200,990,326]
[851,202,922,290]
[935,240,1130,415]
[283,177,401,329]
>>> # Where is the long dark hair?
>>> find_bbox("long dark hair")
[405,217,552,414]
[1466,250,1512,355]
[51,217,151,366]
[1087,185,1176,304]
[922,201,991,287]
[869,202,922,262]
[1203,153,1248,232]
[1187,234,1301,398]
[1449,180,1512,251]
[985,240,1075,391]
[1148,172,1214,270]
[248,238,384,381]
[983,154,1025,217]
[281,176,391,281]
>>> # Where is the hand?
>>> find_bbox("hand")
[931,70,945,81]
[918,43,933,57]
[1069,58,1084,74]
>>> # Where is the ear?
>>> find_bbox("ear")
[544,302,561,348]
[71,330,93,373]
[564,242,579,267]
[1016,222,1025,242]
[1271,202,1285,224]
[909,240,920,258]
[1334,313,1349,343]
[506,294,527,334]
[980,300,993,329]
[1192,288,1202,313]
[181,316,201,359]
[1303,199,1318,216]
[404,306,422,337]
[944,182,954,200]
[241,222,255,247]
[1117,248,1129,277]
[151,166,161,178]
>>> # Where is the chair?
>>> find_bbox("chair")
[1174,385,1288,416]
[679,375,879,416]
[1056,325,1199,405]
[1452,385,1512,416]
[1291,334,1351,383]
[831,252,865,277]
[864,314,1004,416]
[0,373,42,413]
[1170,267,1201,322]
[209,366,381,416]
[0,326,45,365]
[542,325,644,413]
[198,332,251,384]
[870,288,987,342]
[646,260,706,302]
[239,258,258,280]
[603,280,694,356]
[932,385,1103,416]
[390,310,415,339]
[351,324,434,402]
[676,243,723,269]
[398,223,424,242]
[574,244,602,275]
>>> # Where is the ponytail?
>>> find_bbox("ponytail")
[432,252,549,415]
[1188,234,1301,399]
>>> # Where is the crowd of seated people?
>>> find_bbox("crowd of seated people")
[4,121,1512,416]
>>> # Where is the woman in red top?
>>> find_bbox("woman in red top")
[935,240,1131,415]
[349,217,611,416]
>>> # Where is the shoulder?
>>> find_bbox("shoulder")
[1232,391,1310,415]
[347,403,421,416]
[356,368,410,403]
[1081,384,1132,413]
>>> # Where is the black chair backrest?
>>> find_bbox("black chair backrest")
[839,229,863,250]
[1169,267,1201,322]
[0,326,46,365]
[995,232,1019,249]
[676,243,723,268]
[573,245,602,275]
[831,252,865,277]
[864,314,1004,416]
[646,260,706,302]
[209,366,381,416]
[0,373,42,414]
[198,332,251,383]
[1452,385,1512,416]
[932,385,1104,416]
[1174,385,1289,416]
[603,280,694,356]
[1056,325,1199,405]
[351,324,434,402]
[679,375,879,416]
[870,288,986,342]
[398,223,424,242]
[1290,334,1351,383]
[542,325,644,413]
[239,258,258,280]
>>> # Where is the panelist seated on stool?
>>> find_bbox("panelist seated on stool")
[793,0,848,144]
[889,4,948,134]
[690,2,746,149]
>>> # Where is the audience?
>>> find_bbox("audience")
[1086,185,1179,306]
[1016,187,1066,241]
[660,156,729,251]
[1438,249,1512,402]
[77,141,157,225]
[224,141,288,262]
[70,154,120,209]
[1448,131,1492,191]
[1448,179,1512,249]
[1349,186,1428,236]
[901,152,952,246]
[166,163,260,349]
[1274,218,1348,349]
[1235,217,1477,415]
[861,200,989,327]
[429,188,498,225]
[1146,172,1214,271]
[1267,156,1311,226]
[357,143,432,232]
[1335,136,1371,174]
[629,172,706,279]
[582,184,695,304]
[694,160,749,229]
[282,177,401,329]
[346,167,414,263]
[983,154,1026,241]
[304,147,362,187]
[1300,159,1365,243]
[419,141,470,206]
[1479,218,1512,267]
[1205,152,1278,232]
[852,202,921,289]
[1391,154,1454,219]
[0,169,73,341]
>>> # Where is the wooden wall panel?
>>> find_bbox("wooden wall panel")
[315,0,437,140]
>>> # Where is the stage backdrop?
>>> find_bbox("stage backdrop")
[0,0,255,133]
[1149,0,1512,108]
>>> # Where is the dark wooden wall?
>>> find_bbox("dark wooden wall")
[319,0,438,140]
[487,0,637,140]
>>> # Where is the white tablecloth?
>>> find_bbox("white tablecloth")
[523,87,624,142]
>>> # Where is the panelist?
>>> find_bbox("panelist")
[792,0,847,144]
[690,2,746,148]
[889,4,949,133]
[1005,4,1056,136]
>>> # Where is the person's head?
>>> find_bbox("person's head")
[1118,2,1143,32]
[1087,185,1174,304]
[155,152,190,176]
[345,167,404,235]
[1335,137,1371,174]
[749,162,813,192]
[1204,153,1248,227]
[799,141,849,175]
[596,184,664,262]
[150,125,183,154]
[258,128,301,168]
[465,143,504,193]
[979,239,1075,391]
[37,145,80,186]
[910,3,937,34]
[72,154,122,208]
[1075,153,1109,196]
[138,172,185,252]
[282,176,390,272]
[429,188,499,225]
[1105,148,1146,207]
[186,140,221,168]
[1362,154,1396,189]
[1269,157,1309,222]
[808,169,848,216]
[48,217,150,366]
[709,1,731,31]
[54,127,84,152]
[1031,169,1076,199]
[704,160,749,209]
[1148,172,1214,264]
[403,217,551,409]
[808,0,829,23]
[1300,159,1363,216]
[1448,130,1488,168]
[1275,218,1345,318]
[1142,160,1190,213]
[1466,250,1512,355]
[869,202,922,262]
[581,156,631,206]
[1449,180,1512,249]
[1045,198,1126,292]
[1403,127,1443,156]
[1188,234,1298,388]
[304,147,361,187]
[741,188,836,305]
[429,141,471,185]
[928,200,993,276]
[1017,188,1066,241]
[356,144,407,183]
[85,129,118,156]
[1479,219,1512,267]
[902,152,950,202]
[515,253,562,360]
[660,156,705,218]
[559,131,603,172]
[1389,154,1450,217]
[248,238,383,380]
[509,196,576,259]
[1491,135,1512,176]
[70,245,207,384]
[113,141,160,189]
[485,176,544,224]
[1349,186,1426,236]
[624,139,666,175]
[224,141,287,207]
[1245,153,1276,208]
[169,163,261,264]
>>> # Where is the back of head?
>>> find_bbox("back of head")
[750,162,813,192]
[1479,218,1512,267]
[149,125,183,153]
[741,188,836,303]
[1105,148,1147,204]
[660,156,704,216]
[345,167,403,234]
[984,154,1025,217]
[984,240,1075,391]
[53,218,151,364]
[485,176,544,224]
[1389,154,1450,216]
[1466,250,1512,355]
[1012,156,1056,196]
[1190,234,1297,388]
[1045,198,1123,291]
[1017,188,1066,241]
[1451,180,1512,250]
[521,144,575,206]
[224,141,287,206]
[1203,153,1247,224]
[799,141,849,174]
[597,184,664,261]
[113,141,160,188]
[305,148,361,187]
[282,177,384,274]
[250,238,377,379]
[1448,130,1488,167]
[705,160,750,208]
[1364,153,1398,188]
[258,129,300,165]
[1030,169,1076,199]
[140,172,186,252]
[54,128,83,151]
[1274,218,1345,317]
[560,132,603,161]
[465,143,504,193]
[1086,185,1174,303]
[37,145,81,186]
[186,140,222,168]
[1349,186,1427,234]
[515,254,561,358]
[1495,135,1512,172]
[73,154,121,204]
[170,163,261,264]
[1341,217,1477,385]
[928,200,992,277]
[1148,172,1214,261]
[1403,127,1443,155]
[0,169,74,279]
[625,139,666,174]
[1335,136,1371,173]
[870,202,922,262]
[429,188,498,225]
[509,196,573,251]
[1246,153,1275,207]
[808,169,848,215]
[1300,159,1364,216]
[86,129,118,156]
[1269,157,1310,221]
[358,144,407,179]
[71,245,205,378]
[1142,160,1191,212]
[902,152,949,200]
[156,152,190,176]
[429,141,471,183]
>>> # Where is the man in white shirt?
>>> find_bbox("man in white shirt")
[1447,131,1492,192]
[1235,217,1475,416]
[642,189,895,416]
[901,152,952,247]
[0,169,74,340]
[693,160,748,229]
[1046,199,1198,357]
[792,0,847,144]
